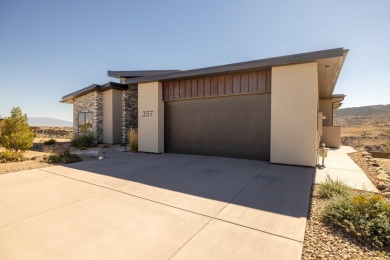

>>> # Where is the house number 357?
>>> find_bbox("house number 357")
[142,111,153,117]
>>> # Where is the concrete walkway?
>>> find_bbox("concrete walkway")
[0,152,314,260]
[315,146,378,192]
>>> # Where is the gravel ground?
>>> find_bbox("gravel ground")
[302,186,390,259]
[349,151,389,189]
[0,149,97,174]
[0,160,52,174]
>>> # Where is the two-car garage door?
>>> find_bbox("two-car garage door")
[165,93,271,160]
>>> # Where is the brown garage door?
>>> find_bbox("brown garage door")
[164,93,271,160]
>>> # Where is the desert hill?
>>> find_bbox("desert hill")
[28,117,72,127]
[334,104,390,152]
[334,104,390,127]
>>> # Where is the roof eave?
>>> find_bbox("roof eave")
[125,48,347,84]
[60,82,128,103]
[107,70,181,79]
[329,49,349,96]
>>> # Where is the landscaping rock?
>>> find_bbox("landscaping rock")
[377,182,390,191]
[377,172,389,181]
[383,192,390,199]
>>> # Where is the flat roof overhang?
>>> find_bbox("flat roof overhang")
[107,70,181,79]
[60,82,127,103]
[331,94,346,110]
[124,48,349,91]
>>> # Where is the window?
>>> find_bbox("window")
[78,112,93,133]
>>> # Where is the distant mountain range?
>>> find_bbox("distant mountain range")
[334,104,390,127]
[28,117,73,127]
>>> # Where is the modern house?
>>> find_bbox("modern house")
[61,48,348,167]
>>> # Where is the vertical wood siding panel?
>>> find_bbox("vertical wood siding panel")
[163,69,268,100]
[211,77,218,96]
[232,74,241,94]
[240,73,249,93]
[257,71,267,92]
[266,70,271,91]
[180,80,186,98]
[197,78,204,97]
[163,82,169,100]
[174,81,180,99]
[225,75,233,95]
[248,72,258,93]
[185,80,192,98]
[217,76,225,96]
[169,82,174,100]
[204,78,211,97]
[191,79,198,97]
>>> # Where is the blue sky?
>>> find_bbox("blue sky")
[1,0,389,121]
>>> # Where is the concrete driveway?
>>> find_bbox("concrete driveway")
[0,150,314,259]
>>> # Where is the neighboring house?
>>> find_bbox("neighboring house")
[61,48,348,167]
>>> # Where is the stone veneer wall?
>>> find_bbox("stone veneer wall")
[73,91,103,143]
[122,85,138,143]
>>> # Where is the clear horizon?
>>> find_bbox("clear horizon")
[1,0,389,121]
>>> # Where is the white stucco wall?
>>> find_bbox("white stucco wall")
[138,82,164,153]
[103,89,122,144]
[103,90,113,144]
[271,62,319,167]
[319,99,333,126]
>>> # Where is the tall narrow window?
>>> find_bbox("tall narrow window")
[78,112,93,133]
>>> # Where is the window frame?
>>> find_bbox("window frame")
[78,112,93,133]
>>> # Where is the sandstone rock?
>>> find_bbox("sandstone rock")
[377,170,388,175]
[377,172,389,181]
[383,192,390,199]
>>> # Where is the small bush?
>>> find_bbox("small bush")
[45,151,82,164]
[71,133,96,149]
[128,128,138,152]
[43,139,56,145]
[318,175,351,199]
[322,193,390,248]
[0,150,25,163]
[0,107,34,152]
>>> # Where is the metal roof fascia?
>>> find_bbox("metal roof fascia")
[125,48,346,84]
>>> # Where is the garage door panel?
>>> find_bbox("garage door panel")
[165,94,270,160]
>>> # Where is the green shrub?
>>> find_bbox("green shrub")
[0,150,25,163]
[128,128,138,152]
[43,139,56,145]
[0,107,34,152]
[45,151,82,164]
[318,175,351,199]
[71,133,96,149]
[322,193,390,248]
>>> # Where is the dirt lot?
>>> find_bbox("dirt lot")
[31,126,73,140]
[334,105,390,152]
[340,123,390,152]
